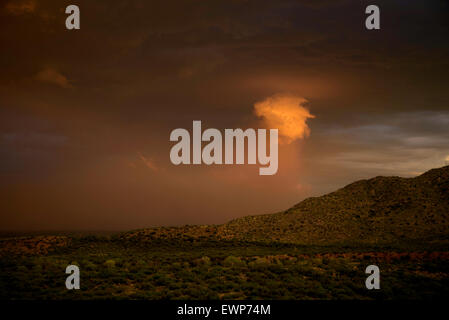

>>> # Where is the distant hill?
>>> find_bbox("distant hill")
[123,166,449,245]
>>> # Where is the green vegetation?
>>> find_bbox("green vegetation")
[0,236,448,300]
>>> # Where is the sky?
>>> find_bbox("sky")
[1,0,448,231]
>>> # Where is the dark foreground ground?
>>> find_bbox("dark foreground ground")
[1,234,448,300]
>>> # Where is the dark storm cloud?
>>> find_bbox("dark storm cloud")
[0,0,448,230]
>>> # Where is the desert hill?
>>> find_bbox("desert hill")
[122,166,449,245]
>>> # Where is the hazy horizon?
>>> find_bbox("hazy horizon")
[2,164,447,233]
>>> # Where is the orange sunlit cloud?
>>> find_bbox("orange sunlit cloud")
[254,94,315,144]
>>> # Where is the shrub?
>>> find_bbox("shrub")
[223,256,244,267]
[104,259,116,269]
[248,257,269,268]
[195,256,211,266]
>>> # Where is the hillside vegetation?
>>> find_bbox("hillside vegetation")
[122,166,449,246]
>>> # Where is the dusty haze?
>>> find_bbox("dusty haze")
[1,0,449,231]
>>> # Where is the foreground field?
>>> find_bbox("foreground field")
[1,235,448,300]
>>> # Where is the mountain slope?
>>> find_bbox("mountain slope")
[123,166,449,245]
[218,166,449,244]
